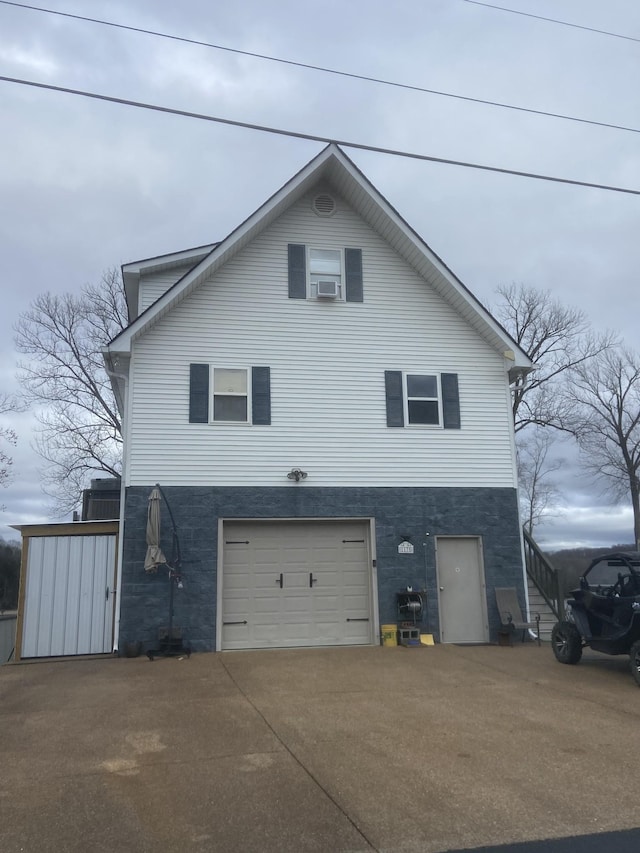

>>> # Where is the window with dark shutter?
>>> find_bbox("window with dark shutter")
[290,244,363,301]
[385,370,460,429]
[251,367,271,425]
[288,244,307,299]
[384,371,404,427]
[189,364,209,423]
[344,248,363,302]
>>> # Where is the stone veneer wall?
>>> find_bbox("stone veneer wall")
[119,486,523,652]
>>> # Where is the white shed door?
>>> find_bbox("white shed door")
[221,521,372,650]
[22,535,116,657]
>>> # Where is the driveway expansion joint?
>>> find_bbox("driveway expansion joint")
[219,655,380,853]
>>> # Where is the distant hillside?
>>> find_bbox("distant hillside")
[544,544,636,593]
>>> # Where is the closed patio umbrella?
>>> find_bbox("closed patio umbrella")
[144,486,167,573]
[143,484,190,659]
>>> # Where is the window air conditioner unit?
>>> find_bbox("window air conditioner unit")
[316,280,339,298]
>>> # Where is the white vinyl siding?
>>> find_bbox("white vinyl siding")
[138,264,195,313]
[126,187,517,488]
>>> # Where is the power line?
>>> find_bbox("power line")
[1,74,638,196]
[0,0,638,135]
[460,1,640,44]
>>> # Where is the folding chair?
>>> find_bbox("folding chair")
[495,587,540,646]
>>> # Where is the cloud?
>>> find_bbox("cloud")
[0,44,59,76]
[537,504,635,551]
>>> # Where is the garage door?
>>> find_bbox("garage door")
[221,521,373,650]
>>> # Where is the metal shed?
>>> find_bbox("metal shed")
[13,522,118,661]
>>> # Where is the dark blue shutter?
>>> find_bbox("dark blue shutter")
[288,244,306,299]
[189,364,209,423]
[344,248,363,303]
[384,371,404,427]
[441,373,461,429]
[252,366,271,425]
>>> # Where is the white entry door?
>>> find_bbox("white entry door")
[436,536,489,644]
[221,520,372,650]
[21,534,117,657]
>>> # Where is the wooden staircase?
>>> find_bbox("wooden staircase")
[523,528,564,641]
[526,576,558,640]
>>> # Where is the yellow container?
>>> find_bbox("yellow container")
[381,624,398,647]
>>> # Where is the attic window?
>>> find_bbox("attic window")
[312,194,336,217]
[309,248,342,299]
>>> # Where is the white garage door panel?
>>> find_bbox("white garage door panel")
[221,521,372,650]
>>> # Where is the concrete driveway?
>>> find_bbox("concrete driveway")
[1,643,640,853]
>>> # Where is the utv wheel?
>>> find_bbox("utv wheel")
[551,621,583,665]
[630,641,640,687]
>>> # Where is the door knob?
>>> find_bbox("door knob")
[439,586,444,591]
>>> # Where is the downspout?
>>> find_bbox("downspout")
[104,356,129,654]
[506,355,536,639]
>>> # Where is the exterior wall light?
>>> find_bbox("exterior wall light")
[287,468,308,482]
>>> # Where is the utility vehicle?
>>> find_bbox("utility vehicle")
[551,552,640,686]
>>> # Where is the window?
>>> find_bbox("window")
[406,374,439,425]
[384,370,460,429]
[288,244,363,302]
[309,248,342,299]
[213,368,248,422]
[189,365,271,425]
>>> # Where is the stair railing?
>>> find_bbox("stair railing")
[523,528,565,620]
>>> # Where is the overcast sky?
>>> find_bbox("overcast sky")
[1,0,639,549]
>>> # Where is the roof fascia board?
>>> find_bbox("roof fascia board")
[325,151,531,370]
[122,243,218,276]
[109,143,530,370]
[102,350,129,417]
[11,521,120,536]
[109,145,341,353]
[122,244,217,322]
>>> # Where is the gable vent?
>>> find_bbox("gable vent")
[312,193,336,217]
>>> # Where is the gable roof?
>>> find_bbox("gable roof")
[106,144,531,376]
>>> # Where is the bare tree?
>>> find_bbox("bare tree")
[0,536,20,610]
[568,346,640,549]
[0,394,18,510]
[494,284,616,433]
[516,428,563,535]
[14,269,127,514]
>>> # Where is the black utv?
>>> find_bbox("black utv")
[551,552,640,686]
